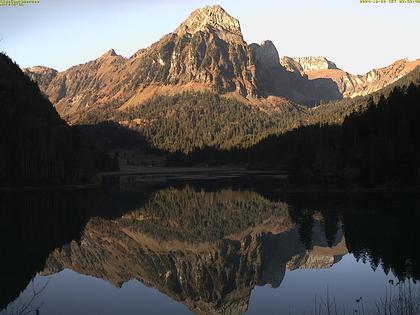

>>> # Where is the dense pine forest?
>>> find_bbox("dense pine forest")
[79,92,305,153]
[168,73,420,186]
[0,54,115,187]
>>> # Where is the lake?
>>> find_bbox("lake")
[1,175,419,315]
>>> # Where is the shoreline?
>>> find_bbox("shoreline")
[1,166,419,194]
[275,185,420,194]
[0,183,100,193]
[98,166,284,177]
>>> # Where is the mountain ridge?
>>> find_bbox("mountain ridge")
[281,56,420,98]
[23,5,419,117]
[20,5,420,153]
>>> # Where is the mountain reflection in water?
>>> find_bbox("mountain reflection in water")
[1,176,419,315]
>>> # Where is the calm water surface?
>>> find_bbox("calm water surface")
[1,175,419,314]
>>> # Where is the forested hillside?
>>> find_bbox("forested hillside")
[169,81,420,185]
[309,66,420,125]
[0,53,113,186]
[78,92,304,153]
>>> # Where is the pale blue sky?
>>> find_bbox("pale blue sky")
[0,0,418,74]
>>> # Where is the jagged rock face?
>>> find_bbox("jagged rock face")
[282,57,420,98]
[22,4,419,123]
[341,58,420,97]
[175,5,243,43]
[280,56,338,73]
[23,66,58,91]
[41,188,347,315]
[129,24,258,96]
[23,5,260,122]
[250,42,342,104]
[250,41,280,69]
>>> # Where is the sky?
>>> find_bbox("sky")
[0,0,418,74]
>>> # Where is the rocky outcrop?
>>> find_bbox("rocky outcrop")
[280,56,338,73]
[250,42,342,104]
[341,58,420,97]
[23,65,58,91]
[175,5,243,42]
[128,5,259,97]
[250,40,281,69]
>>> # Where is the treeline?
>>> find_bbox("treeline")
[0,54,116,186]
[169,82,420,186]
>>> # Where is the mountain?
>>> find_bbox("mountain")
[23,6,264,123]
[25,48,128,122]
[280,56,420,98]
[22,5,344,122]
[0,53,113,186]
[22,5,420,154]
[25,5,419,117]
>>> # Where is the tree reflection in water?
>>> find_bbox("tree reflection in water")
[1,177,419,314]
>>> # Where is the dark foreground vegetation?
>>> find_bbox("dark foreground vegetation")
[0,54,117,187]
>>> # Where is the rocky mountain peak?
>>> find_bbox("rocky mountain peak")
[100,49,118,59]
[250,40,280,68]
[175,5,242,41]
